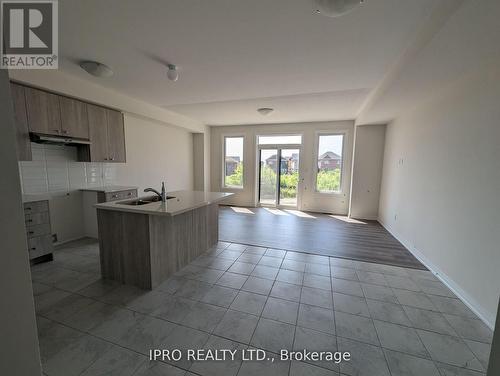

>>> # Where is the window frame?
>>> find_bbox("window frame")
[222,135,245,189]
[313,131,346,195]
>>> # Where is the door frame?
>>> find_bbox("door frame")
[257,143,302,209]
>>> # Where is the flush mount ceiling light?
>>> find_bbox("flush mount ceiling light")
[313,0,365,17]
[257,107,274,116]
[80,61,114,77]
[167,64,179,81]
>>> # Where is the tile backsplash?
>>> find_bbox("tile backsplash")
[19,143,117,194]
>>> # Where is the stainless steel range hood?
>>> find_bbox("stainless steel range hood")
[30,133,91,146]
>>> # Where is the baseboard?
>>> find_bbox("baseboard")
[378,218,495,330]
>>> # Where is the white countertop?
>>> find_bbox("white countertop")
[94,190,233,216]
[80,185,138,193]
[22,193,53,203]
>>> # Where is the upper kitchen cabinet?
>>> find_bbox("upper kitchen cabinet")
[86,105,126,163]
[25,86,62,136]
[87,104,108,162]
[10,83,32,161]
[106,109,126,162]
[59,97,89,139]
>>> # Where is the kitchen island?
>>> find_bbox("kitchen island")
[95,190,232,289]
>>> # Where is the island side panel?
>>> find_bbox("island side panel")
[148,204,218,288]
[207,203,219,247]
[192,205,208,259]
[149,212,191,288]
[97,209,152,289]
[97,209,123,282]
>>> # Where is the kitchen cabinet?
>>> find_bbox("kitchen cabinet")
[59,96,89,139]
[24,200,53,263]
[106,109,126,162]
[87,104,126,162]
[87,104,108,161]
[12,82,126,163]
[25,86,62,136]
[10,83,32,161]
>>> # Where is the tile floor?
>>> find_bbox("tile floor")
[31,238,493,376]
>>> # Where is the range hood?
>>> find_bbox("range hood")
[30,132,91,146]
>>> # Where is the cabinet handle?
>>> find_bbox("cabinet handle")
[112,194,118,198]
[28,231,34,235]
[31,247,36,250]
[26,219,33,223]
[25,208,32,211]
[127,192,132,196]
[62,130,68,134]
[109,157,114,161]
[104,158,108,161]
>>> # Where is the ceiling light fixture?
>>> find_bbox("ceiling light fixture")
[313,0,365,18]
[80,61,114,77]
[167,64,179,81]
[257,108,274,116]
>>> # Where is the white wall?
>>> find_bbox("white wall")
[0,70,42,375]
[210,121,354,214]
[114,114,194,194]
[378,62,500,327]
[349,124,386,219]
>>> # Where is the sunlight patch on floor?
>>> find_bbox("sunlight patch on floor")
[284,209,316,219]
[329,215,366,224]
[230,207,255,214]
[263,208,289,216]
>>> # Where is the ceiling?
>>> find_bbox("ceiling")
[58,0,438,126]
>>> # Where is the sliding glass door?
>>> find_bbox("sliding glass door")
[259,149,278,206]
[258,147,300,208]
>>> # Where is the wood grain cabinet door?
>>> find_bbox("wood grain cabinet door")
[59,96,89,139]
[25,87,61,136]
[106,109,126,162]
[87,104,109,162]
[10,83,32,161]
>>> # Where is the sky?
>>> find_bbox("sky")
[225,134,343,160]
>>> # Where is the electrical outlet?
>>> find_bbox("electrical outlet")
[394,214,397,221]
[52,233,58,243]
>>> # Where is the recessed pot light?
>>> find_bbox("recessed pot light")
[80,61,114,77]
[313,0,365,17]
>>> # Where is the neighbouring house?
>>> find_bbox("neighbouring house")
[318,151,341,171]
[225,156,241,175]
[265,153,299,174]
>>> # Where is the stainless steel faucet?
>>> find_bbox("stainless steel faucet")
[144,182,166,202]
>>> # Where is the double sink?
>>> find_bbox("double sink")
[119,195,176,206]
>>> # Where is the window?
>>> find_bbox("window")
[316,134,344,193]
[258,135,302,145]
[223,136,244,188]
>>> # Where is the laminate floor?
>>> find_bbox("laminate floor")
[219,206,425,270]
[32,238,492,376]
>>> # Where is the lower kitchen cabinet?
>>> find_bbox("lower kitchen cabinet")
[24,200,54,263]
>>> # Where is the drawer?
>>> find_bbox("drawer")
[24,200,49,214]
[25,211,50,226]
[105,189,137,202]
[28,235,53,259]
[26,223,51,238]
